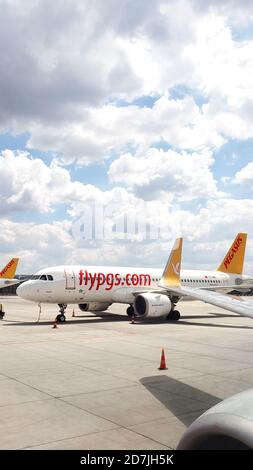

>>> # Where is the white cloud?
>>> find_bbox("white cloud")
[185,14,253,139]
[1,196,253,273]
[0,150,181,248]
[0,0,163,128]
[191,0,253,27]
[26,95,225,165]
[3,150,253,274]
[108,147,222,201]
[0,218,73,272]
[233,162,253,186]
[0,149,90,213]
[0,1,253,165]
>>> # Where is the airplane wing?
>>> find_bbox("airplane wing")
[159,237,253,320]
[0,278,21,288]
[165,285,253,319]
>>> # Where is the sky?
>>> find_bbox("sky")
[1,0,253,273]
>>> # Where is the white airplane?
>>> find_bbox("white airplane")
[17,233,253,323]
[0,258,20,288]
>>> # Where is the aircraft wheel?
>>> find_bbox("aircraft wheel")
[56,314,66,323]
[127,306,134,317]
[172,310,180,321]
[167,310,180,321]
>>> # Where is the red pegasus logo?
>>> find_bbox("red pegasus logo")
[223,236,243,269]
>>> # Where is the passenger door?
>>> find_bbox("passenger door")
[64,270,76,290]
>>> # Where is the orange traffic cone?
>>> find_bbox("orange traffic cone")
[158,348,167,370]
[52,320,58,329]
[72,309,75,317]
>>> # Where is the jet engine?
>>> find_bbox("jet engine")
[133,293,172,319]
[78,302,111,312]
[177,388,253,450]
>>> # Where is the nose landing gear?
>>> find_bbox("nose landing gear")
[56,304,67,323]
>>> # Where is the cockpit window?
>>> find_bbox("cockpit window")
[39,274,54,281]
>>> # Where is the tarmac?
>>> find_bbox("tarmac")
[0,296,253,450]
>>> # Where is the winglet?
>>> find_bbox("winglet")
[0,258,19,279]
[161,238,182,287]
[217,233,247,275]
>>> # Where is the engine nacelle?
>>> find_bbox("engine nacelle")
[134,293,172,319]
[78,302,111,312]
[177,388,253,450]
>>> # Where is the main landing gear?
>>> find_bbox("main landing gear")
[167,310,181,321]
[56,304,67,323]
[126,305,135,317]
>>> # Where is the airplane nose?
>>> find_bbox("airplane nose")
[16,283,25,298]
[17,282,33,300]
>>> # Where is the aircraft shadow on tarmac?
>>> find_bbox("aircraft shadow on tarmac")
[177,312,253,329]
[2,312,129,326]
[2,311,253,329]
[140,375,220,426]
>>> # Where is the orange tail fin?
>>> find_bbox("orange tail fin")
[0,258,19,279]
[161,238,182,287]
[217,233,247,275]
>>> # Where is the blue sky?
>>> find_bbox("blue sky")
[1,0,253,272]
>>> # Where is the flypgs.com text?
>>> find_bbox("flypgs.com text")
[79,270,151,291]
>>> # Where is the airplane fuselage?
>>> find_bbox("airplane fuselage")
[17,265,253,305]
